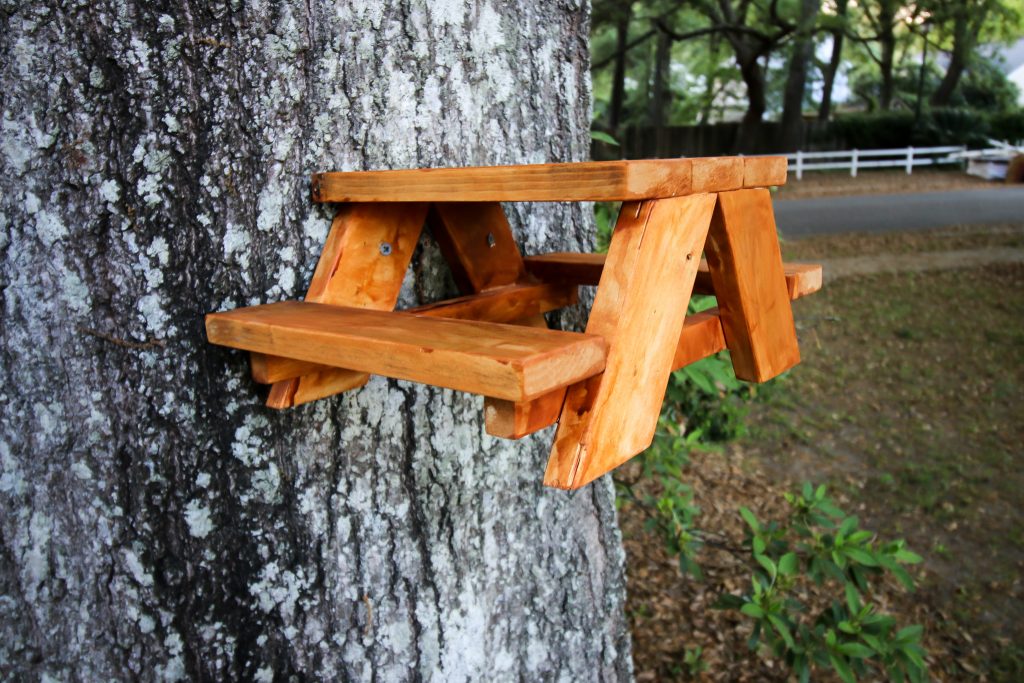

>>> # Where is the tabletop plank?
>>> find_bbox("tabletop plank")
[312,157,786,203]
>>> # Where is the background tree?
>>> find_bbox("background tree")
[780,0,824,150]
[0,1,632,680]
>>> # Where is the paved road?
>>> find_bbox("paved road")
[774,187,1024,238]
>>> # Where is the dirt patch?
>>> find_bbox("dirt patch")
[775,168,1002,201]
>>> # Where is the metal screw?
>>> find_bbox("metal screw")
[686,253,693,261]
[486,232,496,248]
[379,242,392,256]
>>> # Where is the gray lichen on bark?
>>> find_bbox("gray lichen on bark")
[0,0,632,680]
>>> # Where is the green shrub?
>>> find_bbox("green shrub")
[989,110,1024,144]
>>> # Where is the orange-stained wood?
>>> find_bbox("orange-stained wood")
[672,309,727,370]
[263,202,428,408]
[312,157,786,204]
[742,156,788,188]
[208,302,607,402]
[544,194,718,490]
[425,202,562,438]
[705,189,800,382]
[523,252,822,300]
[251,283,577,384]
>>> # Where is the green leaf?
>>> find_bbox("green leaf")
[768,614,796,649]
[590,130,619,146]
[838,620,858,634]
[846,548,879,566]
[753,535,767,555]
[839,516,859,537]
[802,481,814,500]
[778,552,799,576]
[902,643,927,670]
[894,548,923,564]
[829,653,856,683]
[838,642,875,658]
[756,554,777,579]
[815,484,827,501]
[844,583,862,614]
[895,624,924,643]
[741,603,766,618]
[739,506,760,532]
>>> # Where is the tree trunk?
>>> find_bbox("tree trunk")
[0,2,632,681]
[780,0,822,151]
[930,5,985,107]
[876,0,898,109]
[609,4,632,131]
[649,28,673,156]
[818,0,849,122]
[735,52,768,152]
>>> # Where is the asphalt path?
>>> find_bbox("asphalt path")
[774,187,1024,238]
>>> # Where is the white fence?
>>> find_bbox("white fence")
[786,145,966,180]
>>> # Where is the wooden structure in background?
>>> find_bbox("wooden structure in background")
[206,157,821,490]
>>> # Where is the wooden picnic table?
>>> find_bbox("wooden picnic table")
[206,157,821,489]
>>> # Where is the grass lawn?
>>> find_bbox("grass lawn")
[622,225,1024,681]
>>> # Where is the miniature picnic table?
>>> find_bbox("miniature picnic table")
[206,157,821,490]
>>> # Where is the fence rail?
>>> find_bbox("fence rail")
[785,146,966,180]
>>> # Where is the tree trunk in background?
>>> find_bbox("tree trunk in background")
[649,28,673,156]
[0,2,632,680]
[818,0,849,121]
[609,3,632,131]
[876,0,898,109]
[780,0,822,151]
[735,52,768,152]
[931,3,988,107]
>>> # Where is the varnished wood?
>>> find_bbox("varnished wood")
[672,309,727,370]
[208,302,607,402]
[312,157,786,204]
[524,252,822,300]
[263,203,427,408]
[251,284,577,384]
[742,156,788,188]
[545,194,717,490]
[705,189,800,382]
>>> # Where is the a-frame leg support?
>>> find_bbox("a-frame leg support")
[544,194,718,490]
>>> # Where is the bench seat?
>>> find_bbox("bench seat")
[205,301,608,402]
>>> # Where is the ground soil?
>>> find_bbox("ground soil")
[621,222,1024,681]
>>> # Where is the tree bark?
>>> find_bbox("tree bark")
[930,2,989,106]
[735,50,768,152]
[609,3,632,131]
[780,0,822,151]
[0,2,632,681]
[818,0,849,121]
[649,27,673,156]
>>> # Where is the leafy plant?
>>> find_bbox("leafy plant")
[718,484,927,683]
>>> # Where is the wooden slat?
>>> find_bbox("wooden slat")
[672,309,727,370]
[544,194,718,490]
[312,157,786,204]
[426,203,568,439]
[261,203,427,408]
[524,253,822,299]
[208,302,607,402]
[705,189,800,382]
[251,283,577,384]
[743,156,788,188]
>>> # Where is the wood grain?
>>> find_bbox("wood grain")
[262,202,428,408]
[544,194,718,490]
[208,302,607,401]
[251,283,577,384]
[312,157,786,203]
[705,189,800,382]
[524,252,822,299]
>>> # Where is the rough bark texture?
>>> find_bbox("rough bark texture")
[0,1,632,680]
[779,0,821,151]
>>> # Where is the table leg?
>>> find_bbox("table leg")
[544,194,718,490]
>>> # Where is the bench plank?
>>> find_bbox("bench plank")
[251,283,578,384]
[312,157,786,204]
[524,253,822,300]
[208,302,607,402]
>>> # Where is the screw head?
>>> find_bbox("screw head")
[486,232,496,248]
[379,242,393,256]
